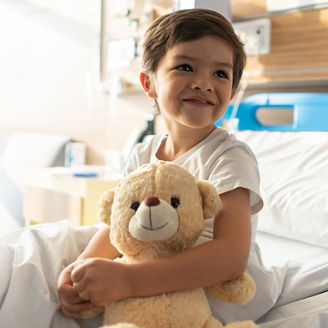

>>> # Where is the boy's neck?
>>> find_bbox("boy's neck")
[156,125,216,161]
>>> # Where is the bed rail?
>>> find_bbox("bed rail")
[217,93,328,131]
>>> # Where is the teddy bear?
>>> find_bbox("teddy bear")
[81,161,258,328]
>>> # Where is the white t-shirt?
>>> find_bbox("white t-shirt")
[124,127,263,243]
[124,128,283,323]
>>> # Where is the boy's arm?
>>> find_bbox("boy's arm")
[77,225,121,260]
[71,187,252,305]
[128,187,251,297]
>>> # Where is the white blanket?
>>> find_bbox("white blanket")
[1,221,328,328]
[0,220,103,328]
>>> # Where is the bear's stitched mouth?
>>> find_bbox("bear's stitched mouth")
[140,222,169,231]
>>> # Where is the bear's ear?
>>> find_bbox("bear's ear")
[197,181,221,219]
[97,189,115,225]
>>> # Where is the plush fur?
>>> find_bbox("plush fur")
[81,161,258,328]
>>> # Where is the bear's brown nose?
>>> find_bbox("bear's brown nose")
[145,195,160,207]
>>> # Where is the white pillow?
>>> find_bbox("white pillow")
[236,131,328,248]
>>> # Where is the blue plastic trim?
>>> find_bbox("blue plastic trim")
[216,93,328,131]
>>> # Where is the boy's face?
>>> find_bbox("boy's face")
[140,35,236,132]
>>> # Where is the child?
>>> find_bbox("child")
[57,8,272,324]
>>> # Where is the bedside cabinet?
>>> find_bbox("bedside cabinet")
[23,167,121,226]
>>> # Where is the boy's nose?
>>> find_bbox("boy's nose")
[191,76,213,92]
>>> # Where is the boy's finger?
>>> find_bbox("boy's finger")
[72,277,88,294]
[71,265,84,283]
[62,300,96,314]
[59,284,79,298]
[76,287,91,301]
[65,294,86,304]
[59,285,85,304]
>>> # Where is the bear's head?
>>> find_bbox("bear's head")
[98,162,221,260]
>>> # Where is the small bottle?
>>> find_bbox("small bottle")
[65,142,86,167]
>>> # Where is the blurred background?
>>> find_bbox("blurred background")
[0,0,327,164]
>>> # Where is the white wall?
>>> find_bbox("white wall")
[0,0,154,164]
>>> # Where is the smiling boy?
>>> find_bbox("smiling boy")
[141,34,236,160]
[57,9,269,324]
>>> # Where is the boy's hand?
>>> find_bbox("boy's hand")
[71,258,131,307]
[57,262,96,318]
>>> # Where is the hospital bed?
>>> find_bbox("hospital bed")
[0,93,327,327]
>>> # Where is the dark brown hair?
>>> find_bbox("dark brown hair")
[142,8,246,90]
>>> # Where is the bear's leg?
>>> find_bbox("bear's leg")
[203,317,224,328]
[79,306,104,319]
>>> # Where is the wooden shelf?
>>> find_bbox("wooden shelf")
[238,7,328,89]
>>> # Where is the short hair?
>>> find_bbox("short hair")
[142,8,246,90]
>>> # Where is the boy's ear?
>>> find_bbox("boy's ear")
[140,72,157,98]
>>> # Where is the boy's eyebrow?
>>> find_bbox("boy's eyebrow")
[172,55,233,69]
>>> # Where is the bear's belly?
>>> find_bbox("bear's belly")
[103,288,212,328]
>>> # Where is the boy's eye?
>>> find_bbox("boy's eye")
[214,70,229,79]
[176,64,193,72]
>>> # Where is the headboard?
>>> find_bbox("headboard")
[216,93,328,132]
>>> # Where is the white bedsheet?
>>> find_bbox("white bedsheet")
[0,220,327,327]
[0,220,103,328]
[256,232,328,327]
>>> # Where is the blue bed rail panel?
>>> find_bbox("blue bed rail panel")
[216,93,328,131]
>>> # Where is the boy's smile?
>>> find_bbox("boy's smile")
[141,35,236,135]
[182,93,215,106]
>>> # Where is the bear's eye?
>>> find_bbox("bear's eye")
[130,202,140,211]
[170,197,180,209]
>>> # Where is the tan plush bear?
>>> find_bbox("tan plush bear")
[82,161,258,328]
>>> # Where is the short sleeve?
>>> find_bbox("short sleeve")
[208,144,263,215]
